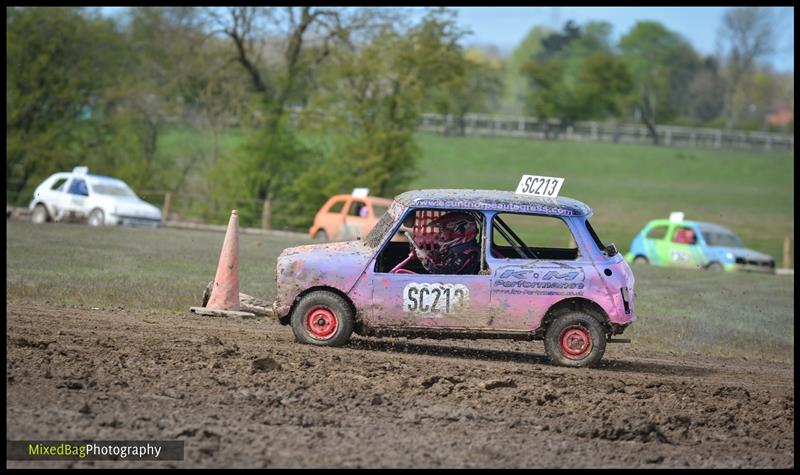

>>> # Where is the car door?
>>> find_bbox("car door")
[666,225,705,268]
[487,212,593,332]
[367,208,492,329]
[64,177,90,217]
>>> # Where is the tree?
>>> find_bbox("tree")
[203,7,386,227]
[503,25,553,114]
[619,21,700,143]
[574,53,632,120]
[717,7,778,129]
[521,21,628,130]
[6,7,127,204]
[281,10,469,229]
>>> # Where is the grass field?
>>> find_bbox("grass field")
[159,128,794,261]
[7,222,793,363]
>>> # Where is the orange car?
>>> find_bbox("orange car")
[309,194,393,241]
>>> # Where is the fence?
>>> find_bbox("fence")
[417,113,794,152]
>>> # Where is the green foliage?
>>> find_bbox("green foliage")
[6,7,129,203]
[279,9,469,229]
[619,21,701,125]
[503,26,552,114]
[522,21,631,123]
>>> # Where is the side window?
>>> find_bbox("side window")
[646,225,669,240]
[671,226,698,245]
[67,179,88,196]
[491,213,577,260]
[327,199,346,214]
[51,178,68,192]
[375,208,484,275]
[348,200,368,218]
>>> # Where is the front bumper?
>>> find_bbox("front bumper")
[724,262,776,274]
[110,214,161,228]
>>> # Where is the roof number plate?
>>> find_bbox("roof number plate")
[515,175,564,198]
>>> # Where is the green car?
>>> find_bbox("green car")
[625,217,775,273]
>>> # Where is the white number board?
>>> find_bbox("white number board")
[515,175,564,198]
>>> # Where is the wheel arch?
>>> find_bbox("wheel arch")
[279,285,358,328]
[536,297,610,338]
[32,201,53,220]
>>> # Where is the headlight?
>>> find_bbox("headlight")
[725,252,734,261]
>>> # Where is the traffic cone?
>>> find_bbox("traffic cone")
[190,210,255,318]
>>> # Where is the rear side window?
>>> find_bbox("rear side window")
[327,200,346,213]
[51,178,68,191]
[646,225,669,239]
[348,200,368,217]
[491,213,577,260]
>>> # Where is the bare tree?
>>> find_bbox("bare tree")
[717,7,777,129]
[204,7,392,133]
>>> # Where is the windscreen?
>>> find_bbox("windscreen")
[702,231,744,248]
[91,182,136,197]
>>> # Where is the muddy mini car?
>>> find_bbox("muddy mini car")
[274,189,636,367]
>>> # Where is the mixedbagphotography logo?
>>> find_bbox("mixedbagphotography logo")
[7,441,185,461]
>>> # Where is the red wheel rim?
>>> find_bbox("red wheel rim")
[305,306,338,340]
[559,325,592,359]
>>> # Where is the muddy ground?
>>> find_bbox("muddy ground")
[6,301,794,468]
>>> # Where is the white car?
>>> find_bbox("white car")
[29,167,162,227]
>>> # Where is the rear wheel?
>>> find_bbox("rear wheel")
[88,208,105,227]
[633,255,649,265]
[290,291,354,347]
[31,204,50,224]
[544,312,606,368]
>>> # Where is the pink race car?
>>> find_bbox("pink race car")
[273,189,636,367]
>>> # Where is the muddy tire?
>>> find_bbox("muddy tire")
[88,208,105,227]
[313,230,328,242]
[31,204,50,224]
[544,312,606,368]
[707,262,724,272]
[633,255,649,265]
[290,291,354,347]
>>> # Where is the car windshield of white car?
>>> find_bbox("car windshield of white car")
[92,183,136,197]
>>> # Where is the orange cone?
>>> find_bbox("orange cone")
[190,210,255,318]
[206,210,241,311]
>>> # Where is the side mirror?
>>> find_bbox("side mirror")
[604,243,618,257]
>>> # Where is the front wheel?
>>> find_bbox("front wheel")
[290,291,354,347]
[707,262,724,272]
[31,204,50,224]
[544,312,606,368]
[88,208,105,227]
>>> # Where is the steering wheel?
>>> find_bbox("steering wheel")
[389,231,425,274]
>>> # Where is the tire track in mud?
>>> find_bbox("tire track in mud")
[6,302,794,468]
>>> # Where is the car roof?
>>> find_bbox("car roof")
[329,194,393,205]
[646,219,734,234]
[394,189,591,217]
[86,174,128,186]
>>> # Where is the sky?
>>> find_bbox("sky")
[451,7,795,73]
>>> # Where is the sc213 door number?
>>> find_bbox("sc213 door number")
[403,283,469,314]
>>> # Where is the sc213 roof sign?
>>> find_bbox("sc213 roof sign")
[515,175,565,198]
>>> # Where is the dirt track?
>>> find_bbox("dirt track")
[6,302,794,468]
